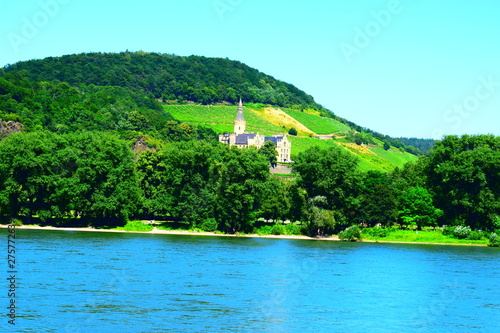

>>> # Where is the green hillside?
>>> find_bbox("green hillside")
[165,104,284,135]
[0,51,419,171]
[166,103,417,171]
[282,109,350,134]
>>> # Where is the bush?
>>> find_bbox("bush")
[453,225,471,239]
[271,223,286,235]
[117,221,153,232]
[339,225,361,242]
[199,218,218,232]
[488,233,499,247]
[442,226,455,236]
[255,225,273,235]
[10,218,23,226]
[467,230,483,240]
[284,223,302,235]
[362,227,394,238]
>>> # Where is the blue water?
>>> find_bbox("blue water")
[4,229,500,332]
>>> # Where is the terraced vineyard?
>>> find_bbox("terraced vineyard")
[164,104,285,135]
[165,103,417,171]
[282,108,350,134]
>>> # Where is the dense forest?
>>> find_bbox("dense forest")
[0,52,498,244]
[397,137,435,155]
[1,52,322,111]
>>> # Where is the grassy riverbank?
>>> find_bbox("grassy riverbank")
[360,228,489,245]
[112,221,492,246]
[2,221,496,247]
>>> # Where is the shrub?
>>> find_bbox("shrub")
[467,230,483,240]
[271,223,286,235]
[339,225,361,242]
[255,225,273,235]
[442,226,455,236]
[488,233,499,247]
[362,227,394,238]
[453,225,471,239]
[118,221,153,232]
[10,218,23,226]
[199,218,218,232]
[284,223,302,235]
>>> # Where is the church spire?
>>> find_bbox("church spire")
[234,98,246,134]
[236,98,244,121]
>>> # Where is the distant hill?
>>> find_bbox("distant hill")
[397,137,435,155]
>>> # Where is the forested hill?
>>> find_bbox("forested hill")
[0,51,421,156]
[397,137,435,155]
[1,52,322,112]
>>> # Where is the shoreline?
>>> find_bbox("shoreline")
[0,224,490,247]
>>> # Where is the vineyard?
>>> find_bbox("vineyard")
[164,104,285,135]
[164,103,418,171]
[282,109,350,134]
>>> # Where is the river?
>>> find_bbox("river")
[4,229,500,332]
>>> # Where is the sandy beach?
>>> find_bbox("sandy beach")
[1,224,491,246]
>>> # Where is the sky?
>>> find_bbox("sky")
[1,0,499,139]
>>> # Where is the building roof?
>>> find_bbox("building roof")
[235,133,256,145]
[235,98,245,121]
[264,136,284,145]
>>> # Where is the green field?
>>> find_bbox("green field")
[369,147,417,168]
[282,109,350,134]
[165,104,284,135]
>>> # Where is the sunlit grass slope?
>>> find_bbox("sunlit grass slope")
[164,104,284,135]
[282,108,350,134]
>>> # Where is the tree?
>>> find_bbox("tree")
[0,131,140,225]
[259,177,291,221]
[303,196,335,236]
[383,142,390,150]
[215,146,270,233]
[135,141,218,227]
[426,135,500,230]
[398,187,442,230]
[293,146,361,224]
[259,140,278,168]
[357,171,397,227]
[288,127,298,136]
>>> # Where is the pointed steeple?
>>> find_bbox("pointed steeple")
[234,98,246,134]
[236,98,245,121]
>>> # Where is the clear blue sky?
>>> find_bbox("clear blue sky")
[2,0,499,139]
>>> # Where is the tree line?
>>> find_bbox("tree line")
[0,131,498,235]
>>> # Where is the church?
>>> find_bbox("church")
[219,99,292,163]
